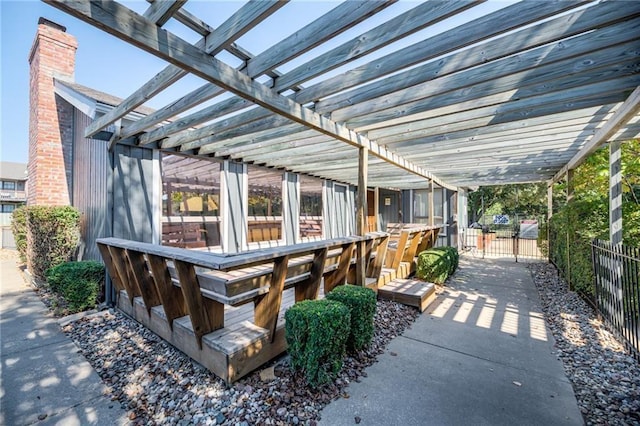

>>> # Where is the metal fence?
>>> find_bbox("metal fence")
[461,226,545,261]
[591,239,640,360]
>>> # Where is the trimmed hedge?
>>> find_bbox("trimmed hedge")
[416,246,459,284]
[45,261,104,313]
[285,299,351,388]
[10,206,27,263]
[26,206,80,280]
[326,284,376,352]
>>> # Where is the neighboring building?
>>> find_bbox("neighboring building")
[0,161,27,248]
[28,19,459,262]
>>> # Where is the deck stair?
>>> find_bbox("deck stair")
[378,278,437,312]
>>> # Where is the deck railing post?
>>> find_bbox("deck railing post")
[356,146,368,286]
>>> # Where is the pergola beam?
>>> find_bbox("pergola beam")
[139,0,585,153]
[45,0,455,190]
[133,0,395,146]
[143,0,186,26]
[552,85,640,182]
[317,2,637,116]
[136,0,476,148]
[83,0,287,138]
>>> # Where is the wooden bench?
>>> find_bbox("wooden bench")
[96,232,389,383]
[377,224,442,286]
[299,218,323,238]
[162,222,206,249]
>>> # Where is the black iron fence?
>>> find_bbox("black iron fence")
[462,226,545,261]
[591,240,640,360]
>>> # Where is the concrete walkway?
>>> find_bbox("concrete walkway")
[320,256,584,425]
[0,259,127,425]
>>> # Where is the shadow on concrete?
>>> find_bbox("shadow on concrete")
[0,259,127,425]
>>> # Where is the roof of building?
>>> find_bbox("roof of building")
[55,80,156,117]
[0,162,28,181]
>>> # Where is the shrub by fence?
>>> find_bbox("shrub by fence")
[45,261,104,313]
[10,206,27,263]
[25,206,80,280]
[326,284,376,352]
[416,246,459,284]
[285,299,350,388]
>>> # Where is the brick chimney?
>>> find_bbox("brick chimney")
[28,18,77,206]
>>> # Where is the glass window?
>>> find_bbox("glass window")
[300,175,323,239]
[2,181,16,190]
[1,204,15,213]
[247,165,283,243]
[161,154,221,248]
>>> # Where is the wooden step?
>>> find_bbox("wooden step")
[378,279,436,313]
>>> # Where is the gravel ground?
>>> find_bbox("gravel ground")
[528,263,640,426]
[62,299,419,425]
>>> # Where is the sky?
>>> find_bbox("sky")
[0,0,514,165]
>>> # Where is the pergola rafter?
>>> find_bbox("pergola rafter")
[43,0,640,189]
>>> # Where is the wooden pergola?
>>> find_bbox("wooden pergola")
[45,0,640,241]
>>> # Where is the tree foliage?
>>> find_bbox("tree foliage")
[546,139,640,297]
[467,183,548,223]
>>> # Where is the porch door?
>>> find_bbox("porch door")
[379,189,400,231]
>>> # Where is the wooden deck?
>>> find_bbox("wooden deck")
[97,233,389,383]
[117,285,307,383]
[378,279,436,313]
[97,227,443,383]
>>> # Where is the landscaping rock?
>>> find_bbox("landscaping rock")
[529,263,640,426]
[62,299,419,425]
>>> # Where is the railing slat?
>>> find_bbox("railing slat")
[146,254,188,329]
[125,249,162,315]
[591,239,640,361]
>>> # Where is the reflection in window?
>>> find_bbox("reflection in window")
[161,154,221,248]
[2,181,16,190]
[412,187,444,225]
[300,175,323,239]
[247,165,283,243]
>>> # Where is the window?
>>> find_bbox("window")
[247,165,283,243]
[2,181,16,190]
[299,175,323,239]
[413,187,444,225]
[161,154,221,248]
[1,204,16,213]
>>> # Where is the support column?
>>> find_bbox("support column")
[547,183,553,221]
[610,141,623,246]
[374,187,380,232]
[356,147,368,286]
[429,180,435,227]
[547,182,553,260]
[566,170,574,288]
[221,160,247,253]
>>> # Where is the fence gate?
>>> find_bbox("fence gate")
[461,216,546,261]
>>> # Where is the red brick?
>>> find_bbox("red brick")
[28,22,77,206]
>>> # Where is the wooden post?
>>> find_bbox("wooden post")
[356,146,368,286]
[610,141,623,246]
[566,169,574,289]
[374,187,380,232]
[429,180,435,227]
[547,182,553,261]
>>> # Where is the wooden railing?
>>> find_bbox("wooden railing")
[381,223,442,282]
[96,232,389,382]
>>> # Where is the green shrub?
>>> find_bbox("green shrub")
[10,206,27,263]
[326,284,376,352]
[25,206,80,280]
[416,246,459,284]
[45,261,104,313]
[285,299,350,388]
